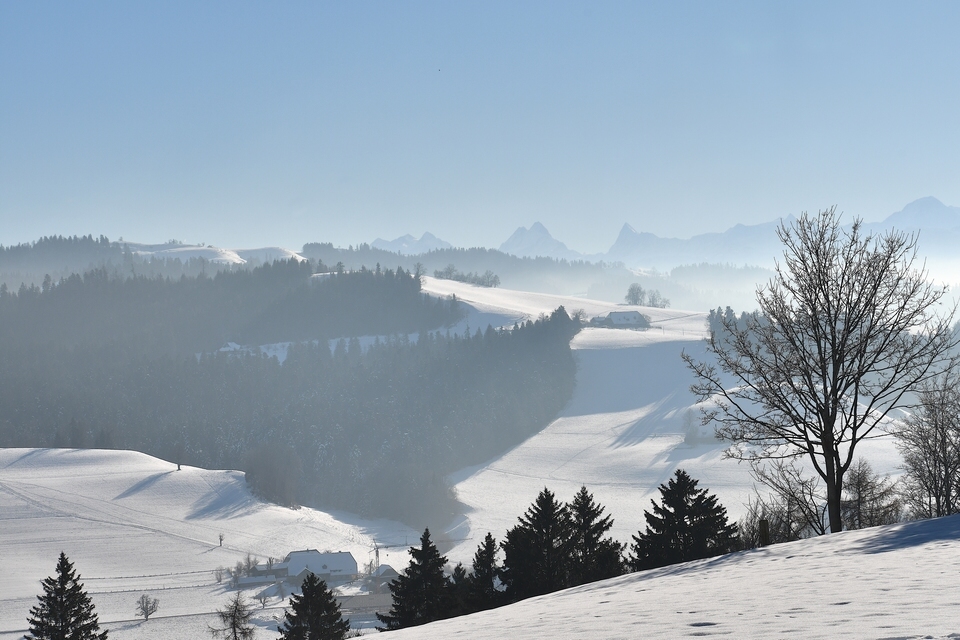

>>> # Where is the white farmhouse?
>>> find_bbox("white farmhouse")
[603,310,648,328]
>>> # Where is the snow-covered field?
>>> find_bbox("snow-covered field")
[420,278,901,566]
[0,448,416,638]
[1,278,913,638]
[389,514,960,639]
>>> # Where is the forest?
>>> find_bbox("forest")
[0,258,579,525]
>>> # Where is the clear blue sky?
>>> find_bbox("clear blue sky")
[1,1,958,253]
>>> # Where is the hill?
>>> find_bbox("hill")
[386,513,960,639]
[0,447,418,639]
[419,278,902,566]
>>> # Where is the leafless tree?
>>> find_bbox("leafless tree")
[895,373,960,518]
[243,554,259,577]
[214,566,225,584]
[751,460,828,538]
[685,208,956,532]
[135,593,159,621]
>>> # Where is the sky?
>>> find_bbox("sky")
[1,1,959,254]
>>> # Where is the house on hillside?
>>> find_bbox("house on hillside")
[590,310,649,328]
[245,550,359,588]
[367,564,400,594]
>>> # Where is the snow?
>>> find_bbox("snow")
[386,514,960,639]
[122,243,306,265]
[421,278,902,567]
[1,277,925,638]
[0,448,415,638]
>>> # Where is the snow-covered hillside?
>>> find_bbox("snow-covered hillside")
[2,278,913,638]
[387,514,960,639]
[123,242,306,265]
[0,448,416,639]
[421,277,902,566]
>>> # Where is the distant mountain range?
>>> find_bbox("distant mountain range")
[371,232,452,255]
[374,197,960,273]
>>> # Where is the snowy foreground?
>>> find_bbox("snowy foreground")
[0,448,417,639]
[389,514,960,640]
[3,446,957,640]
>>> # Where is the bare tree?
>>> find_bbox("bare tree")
[214,567,225,584]
[646,290,670,309]
[751,460,828,538]
[685,208,956,532]
[209,592,255,640]
[243,554,259,577]
[895,373,960,518]
[135,593,160,621]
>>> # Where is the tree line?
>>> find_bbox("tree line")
[0,262,578,524]
[377,470,739,631]
[0,259,459,357]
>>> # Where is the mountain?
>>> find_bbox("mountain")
[371,232,452,255]
[606,218,790,270]
[606,197,960,274]
[499,222,582,260]
[879,196,960,231]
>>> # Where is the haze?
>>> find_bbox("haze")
[2,1,959,252]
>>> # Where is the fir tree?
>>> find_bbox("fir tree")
[467,532,503,612]
[376,528,449,630]
[26,552,108,640]
[499,487,572,601]
[277,573,350,640]
[567,486,624,586]
[628,469,738,571]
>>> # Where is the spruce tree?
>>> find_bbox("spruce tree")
[567,486,624,586]
[277,573,350,640]
[376,528,449,630]
[628,469,738,571]
[26,552,108,640]
[467,532,503,612]
[499,487,572,601]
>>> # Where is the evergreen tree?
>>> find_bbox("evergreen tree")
[209,593,255,640]
[499,487,572,601]
[628,469,738,571]
[26,552,108,640]
[376,528,449,630]
[445,563,471,618]
[567,486,624,586]
[467,532,503,612]
[277,573,350,640]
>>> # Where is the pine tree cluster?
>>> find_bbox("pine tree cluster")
[378,472,737,630]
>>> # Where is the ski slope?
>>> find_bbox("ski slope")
[387,514,960,639]
[421,278,902,565]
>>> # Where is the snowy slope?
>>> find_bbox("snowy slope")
[0,448,416,638]
[421,278,902,566]
[123,243,305,265]
[386,514,960,639]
